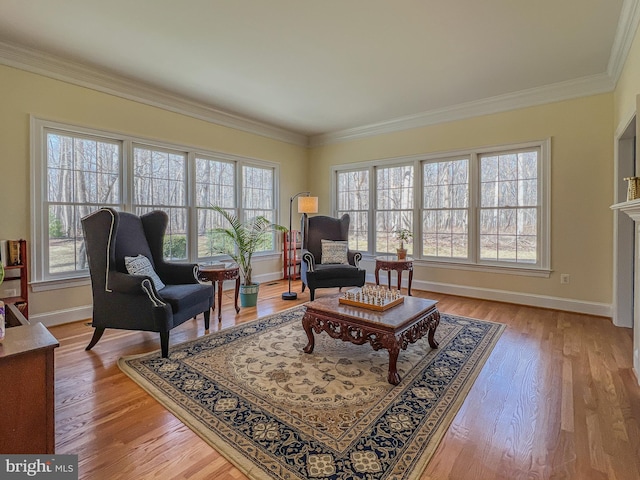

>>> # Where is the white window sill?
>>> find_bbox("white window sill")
[31,276,92,292]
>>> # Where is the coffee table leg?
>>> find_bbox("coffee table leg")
[302,314,315,354]
[428,311,440,348]
[387,344,401,385]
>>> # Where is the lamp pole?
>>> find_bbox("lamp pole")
[282,191,310,300]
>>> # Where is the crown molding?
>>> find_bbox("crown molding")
[608,0,640,82]
[2,0,638,152]
[0,40,309,147]
[310,72,616,147]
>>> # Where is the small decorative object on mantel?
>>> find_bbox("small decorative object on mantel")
[624,177,640,201]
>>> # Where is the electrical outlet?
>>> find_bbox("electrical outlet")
[560,274,570,285]
[5,288,18,297]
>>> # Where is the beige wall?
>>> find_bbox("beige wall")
[310,94,614,305]
[0,64,308,317]
[1,46,630,318]
[614,20,640,131]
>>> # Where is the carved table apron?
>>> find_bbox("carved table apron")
[302,294,440,385]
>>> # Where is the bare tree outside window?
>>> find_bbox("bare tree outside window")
[242,165,276,252]
[36,120,282,284]
[333,143,545,270]
[133,146,188,260]
[337,170,369,251]
[376,165,413,254]
[46,132,120,274]
[479,149,538,263]
[423,158,469,259]
[195,157,236,259]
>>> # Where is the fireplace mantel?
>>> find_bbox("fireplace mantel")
[611,199,640,220]
[611,199,640,384]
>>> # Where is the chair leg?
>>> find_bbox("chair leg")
[160,331,170,358]
[310,289,315,301]
[85,327,106,351]
[203,309,211,330]
[301,282,306,292]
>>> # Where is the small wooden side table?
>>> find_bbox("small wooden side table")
[375,255,414,296]
[199,265,241,322]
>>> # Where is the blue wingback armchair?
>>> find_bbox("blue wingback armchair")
[81,208,213,357]
[300,214,366,301]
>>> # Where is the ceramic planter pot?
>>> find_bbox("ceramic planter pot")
[240,283,260,307]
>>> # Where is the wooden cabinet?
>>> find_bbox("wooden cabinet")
[1,239,28,319]
[283,230,302,280]
[0,321,59,453]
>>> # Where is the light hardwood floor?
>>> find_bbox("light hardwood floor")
[49,280,640,479]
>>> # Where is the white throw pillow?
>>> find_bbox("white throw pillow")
[321,239,349,264]
[125,254,165,290]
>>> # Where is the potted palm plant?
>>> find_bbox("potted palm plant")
[211,206,286,307]
[394,228,413,260]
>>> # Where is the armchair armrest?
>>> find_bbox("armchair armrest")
[107,271,167,308]
[348,250,362,268]
[302,250,316,272]
[108,271,150,294]
[156,262,199,284]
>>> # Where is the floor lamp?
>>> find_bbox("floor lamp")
[282,192,318,300]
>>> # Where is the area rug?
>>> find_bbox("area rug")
[119,305,505,479]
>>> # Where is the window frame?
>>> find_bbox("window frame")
[331,139,551,277]
[31,117,281,289]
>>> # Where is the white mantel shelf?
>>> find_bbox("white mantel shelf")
[611,199,640,220]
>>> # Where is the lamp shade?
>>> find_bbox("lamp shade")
[298,196,318,214]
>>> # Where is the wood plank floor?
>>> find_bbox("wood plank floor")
[48,280,640,479]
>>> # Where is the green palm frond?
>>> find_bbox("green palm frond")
[211,206,286,285]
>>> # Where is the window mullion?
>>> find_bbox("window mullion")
[469,153,479,264]
[369,165,376,255]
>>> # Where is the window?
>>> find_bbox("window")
[242,165,277,251]
[44,130,121,276]
[479,149,538,264]
[195,156,235,259]
[32,118,280,284]
[376,165,414,255]
[337,170,369,251]
[133,145,188,260]
[422,158,468,259]
[333,140,550,274]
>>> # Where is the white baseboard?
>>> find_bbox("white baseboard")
[366,273,612,318]
[30,305,94,328]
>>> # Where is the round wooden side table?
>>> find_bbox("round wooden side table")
[374,255,414,296]
[199,264,241,322]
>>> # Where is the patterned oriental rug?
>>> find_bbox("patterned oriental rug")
[119,305,505,480]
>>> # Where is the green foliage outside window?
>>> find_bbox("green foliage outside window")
[163,235,187,260]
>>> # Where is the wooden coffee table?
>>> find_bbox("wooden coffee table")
[302,294,440,385]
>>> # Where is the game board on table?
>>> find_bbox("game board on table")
[338,285,404,311]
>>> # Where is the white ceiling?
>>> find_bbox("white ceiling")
[0,0,635,143]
